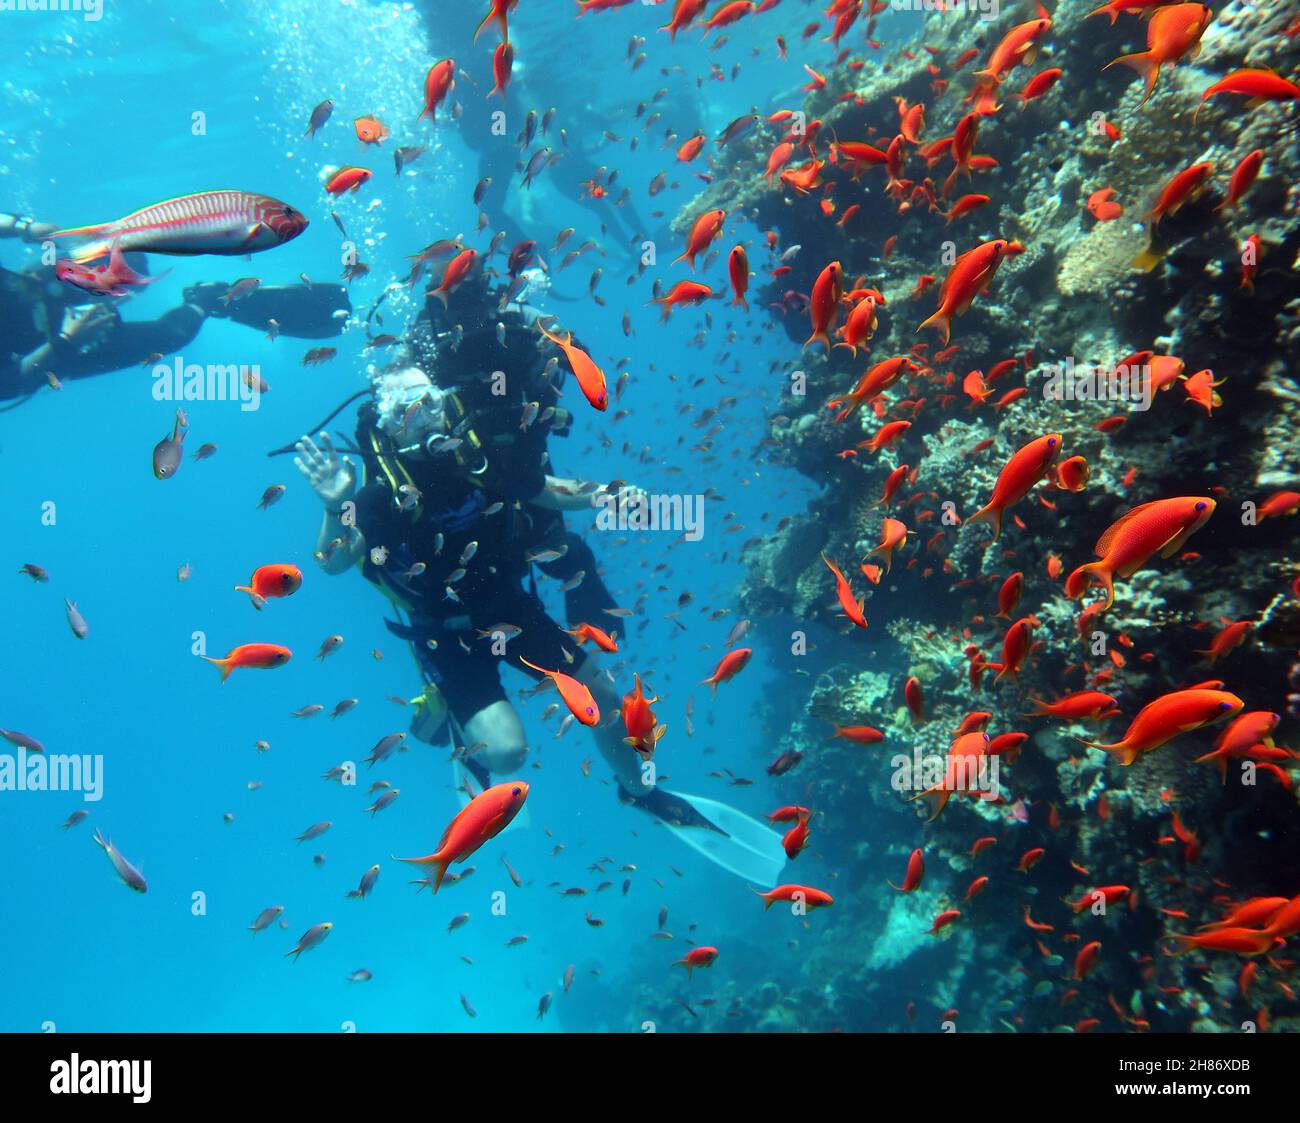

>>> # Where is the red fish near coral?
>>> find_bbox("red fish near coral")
[968,434,1062,539]
[916,239,1014,345]
[1080,687,1243,766]
[701,648,752,694]
[1064,496,1216,610]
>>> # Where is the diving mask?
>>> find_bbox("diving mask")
[375,378,447,451]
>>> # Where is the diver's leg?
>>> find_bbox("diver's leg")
[572,657,645,794]
[462,700,529,776]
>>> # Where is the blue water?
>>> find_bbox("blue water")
[0,0,838,1031]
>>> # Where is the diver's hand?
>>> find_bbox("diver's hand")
[294,431,356,512]
[58,304,115,347]
[598,483,649,517]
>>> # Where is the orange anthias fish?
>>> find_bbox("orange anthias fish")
[888,848,925,892]
[1064,496,1216,610]
[1102,3,1213,104]
[394,781,529,893]
[428,247,478,308]
[203,643,292,682]
[537,322,609,411]
[354,116,390,145]
[234,564,303,610]
[1198,68,1300,118]
[519,657,600,725]
[1193,710,1279,782]
[622,674,666,759]
[674,209,726,271]
[651,280,712,320]
[1080,688,1243,766]
[968,433,1062,538]
[805,260,845,350]
[418,58,456,123]
[753,884,834,911]
[489,41,515,98]
[565,622,619,652]
[910,731,994,821]
[1028,690,1120,721]
[869,518,908,573]
[916,239,1013,345]
[325,166,373,195]
[701,648,752,694]
[674,946,719,975]
[821,553,868,629]
[728,245,750,310]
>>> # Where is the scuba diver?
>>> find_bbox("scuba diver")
[0,210,351,406]
[290,268,786,883]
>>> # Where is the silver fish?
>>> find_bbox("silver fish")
[93,829,147,893]
[64,599,88,639]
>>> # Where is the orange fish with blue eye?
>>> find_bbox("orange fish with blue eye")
[235,564,303,610]
[520,657,600,725]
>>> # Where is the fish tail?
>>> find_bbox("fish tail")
[1064,562,1114,609]
[1131,244,1164,272]
[915,306,952,345]
[52,221,111,241]
[202,655,233,683]
[966,501,1002,539]
[1081,736,1138,766]
[802,327,831,351]
[1104,51,1161,102]
[92,827,109,852]
[232,584,267,611]
[394,849,448,883]
[1084,2,1119,22]
[1193,751,1229,784]
[909,786,951,823]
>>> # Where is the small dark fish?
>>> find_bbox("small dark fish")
[191,443,217,461]
[1,728,45,752]
[394,145,428,175]
[460,993,477,1019]
[257,485,286,509]
[473,176,492,204]
[93,828,147,893]
[522,147,551,189]
[249,905,285,934]
[295,821,332,843]
[347,969,373,983]
[152,410,186,479]
[286,922,332,961]
[717,111,759,147]
[305,99,334,138]
[64,599,88,639]
[537,992,553,1020]
[61,809,89,830]
[19,563,49,582]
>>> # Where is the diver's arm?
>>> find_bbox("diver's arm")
[16,304,117,388]
[0,213,58,243]
[528,475,594,512]
[294,432,364,575]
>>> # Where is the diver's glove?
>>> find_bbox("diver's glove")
[617,784,727,834]
[183,281,230,316]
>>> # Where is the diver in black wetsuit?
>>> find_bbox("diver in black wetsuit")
[0,211,351,405]
[292,269,717,829]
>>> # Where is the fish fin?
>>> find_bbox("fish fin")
[52,221,112,241]
[914,307,952,345]
[908,786,951,823]
[201,655,233,683]
[1103,52,1161,102]
[966,501,1002,539]
[1131,244,1164,272]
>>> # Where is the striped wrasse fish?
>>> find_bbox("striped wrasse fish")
[53,191,308,264]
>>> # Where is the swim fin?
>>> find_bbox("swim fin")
[625,786,788,884]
